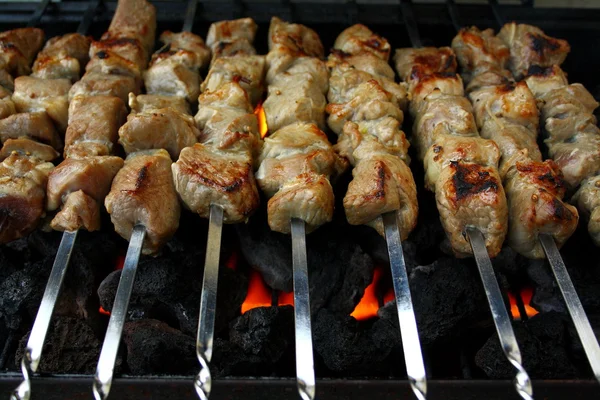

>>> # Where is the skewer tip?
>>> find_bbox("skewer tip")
[297,378,316,400]
[410,376,427,400]
[510,358,533,400]
[92,376,110,400]
[194,350,212,400]
[11,352,33,400]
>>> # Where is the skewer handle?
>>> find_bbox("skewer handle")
[383,211,427,400]
[539,233,600,383]
[291,218,316,400]
[93,225,146,400]
[467,227,533,400]
[194,204,223,400]
[11,230,79,400]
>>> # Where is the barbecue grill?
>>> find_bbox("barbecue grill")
[0,1,599,399]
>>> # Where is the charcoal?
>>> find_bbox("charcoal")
[211,338,268,378]
[229,306,294,361]
[15,316,101,374]
[236,213,293,292]
[475,312,580,379]
[408,257,490,346]
[313,308,401,376]
[98,249,247,336]
[122,319,196,375]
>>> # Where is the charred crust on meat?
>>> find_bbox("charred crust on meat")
[330,48,351,59]
[450,161,499,202]
[551,197,573,221]
[134,164,150,191]
[375,162,386,199]
[528,33,561,56]
[96,51,108,59]
[526,65,553,77]
[497,82,516,93]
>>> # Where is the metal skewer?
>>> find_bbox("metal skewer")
[382,211,427,400]
[467,228,533,400]
[26,0,51,28]
[400,2,532,399]
[11,2,101,399]
[291,218,316,400]
[93,225,146,400]
[194,204,223,400]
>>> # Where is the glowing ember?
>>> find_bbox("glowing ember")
[115,254,125,270]
[99,306,110,316]
[508,287,539,320]
[254,102,268,138]
[278,291,294,307]
[241,269,272,314]
[383,286,395,306]
[225,251,238,271]
[351,266,385,321]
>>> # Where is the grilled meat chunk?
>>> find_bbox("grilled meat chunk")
[572,175,600,246]
[173,144,259,223]
[51,190,101,232]
[0,96,15,118]
[498,22,570,79]
[32,33,91,81]
[201,55,266,106]
[0,152,54,243]
[129,93,190,114]
[0,112,62,150]
[69,72,140,103]
[0,28,44,77]
[0,138,59,162]
[256,122,344,233]
[332,24,391,61]
[12,76,71,132]
[144,31,210,102]
[394,47,457,82]
[206,18,258,61]
[268,17,324,59]
[65,95,128,158]
[105,149,180,255]
[86,39,145,79]
[102,0,157,57]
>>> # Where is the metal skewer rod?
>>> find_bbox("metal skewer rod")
[467,228,533,400]
[291,218,316,400]
[382,211,427,400]
[399,2,532,398]
[11,2,102,398]
[26,0,52,28]
[539,234,600,382]
[182,0,198,33]
[93,225,146,400]
[194,204,223,400]
[11,230,78,400]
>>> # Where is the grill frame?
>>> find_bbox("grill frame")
[0,0,599,397]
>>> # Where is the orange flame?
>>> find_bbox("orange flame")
[351,266,385,321]
[278,291,294,307]
[254,102,268,138]
[508,287,539,320]
[241,269,272,313]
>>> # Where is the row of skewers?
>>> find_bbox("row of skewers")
[0,0,598,399]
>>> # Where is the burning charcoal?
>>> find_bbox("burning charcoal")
[15,316,101,374]
[236,211,293,292]
[475,312,581,379]
[211,338,268,378]
[313,308,401,376]
[229,306,294,362]
[408,257,490,346]
[122,319,196,375]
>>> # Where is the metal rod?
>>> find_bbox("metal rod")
[446,0,462,33]
[383,211,427,400]
[539,234,600,383]
[77,0,101,35]
[10,230,79,400]
[291,218,316,400]
[27,0,52,27]
[194,204,224,400]
[466,227,533,400]
[488,0,505,27]
[182,0,198,33]
[400,0,422,48]
[93,225,146,400]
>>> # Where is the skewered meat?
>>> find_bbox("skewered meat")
[0,28,44,77]
[68,72,140,102]
[86,39,145,79]
[452,26,578,258]
[102,0,157,57]
[144,31,210,102]
[0,112,62,150]
[32,33,91,81]
[12,76,71,132]
[119,95,199,159]
[257,17,343,234]
[395,47,508,257]
[174,18,263,224]
[46,156,124,231]
[0,138,58,162]
[64,95,128,158]
[105,149,180,255]
[497,22,570,79]
[572,175,600,245]
[326,24,416,238]
[206,18,258,61]
[0,96,15,118]
[0,152,54,243]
